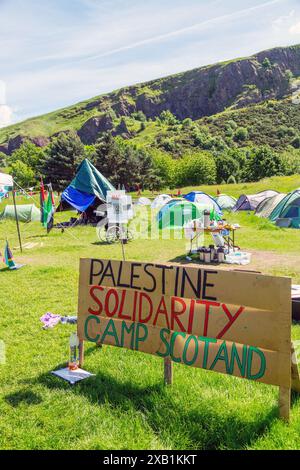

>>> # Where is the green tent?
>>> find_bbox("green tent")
[214,194,237,211]
[157,200,204,229]
[0,204,41,222]
[268,189,300,228]
[255,193,287,218]
[61,159,115,212]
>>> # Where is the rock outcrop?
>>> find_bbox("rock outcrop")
[1,44,300,151]
[77,113,114,145]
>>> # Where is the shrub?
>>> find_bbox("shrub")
[234,127,249,142]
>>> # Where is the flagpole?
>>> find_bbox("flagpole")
[12,183,23,253]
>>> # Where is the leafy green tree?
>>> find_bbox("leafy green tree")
[174,152,216,187]
[158,110,179,126]
[215,154,240,184]
[41,131,85,191]
[10,161,36,188]
[94,134,159,190]
[234,127,249,142]
[151,150,176,188]
[246,146,285,181]
[10,141,44,173]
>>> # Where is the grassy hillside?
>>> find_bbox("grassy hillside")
[1,43,300,153]
[136,174,300,198]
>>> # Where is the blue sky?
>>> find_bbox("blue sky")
[1,0,300,126]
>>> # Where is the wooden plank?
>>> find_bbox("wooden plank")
[78,315,291,388]
[291,342,300,393]
[279,386,291,422]
[81,258,291,311]
[77,258,292,400]
[79,284,283,351]
[164,358,173,385]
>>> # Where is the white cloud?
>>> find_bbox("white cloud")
[289,21,300,34]
[0,105,13,128]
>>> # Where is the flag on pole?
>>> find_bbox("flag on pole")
[40,178,46,225]
[44,184,55,233]
[3,241,23,270]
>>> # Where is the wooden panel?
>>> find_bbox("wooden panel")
[78,258,292,390]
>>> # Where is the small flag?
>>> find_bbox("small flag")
[210,209,222,222]
[40,178,46,225]
[44,184,55,233]
[3,241,23,270]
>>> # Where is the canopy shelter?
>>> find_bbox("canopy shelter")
[0,204,40,223]
[255,193,287,218]
[61,159,115,217]
[233,190,279,212]
[157,200,204,229]
[184,192,223,216]
[268,189,300,228]
[214,194,237,211]
[151,194,172,209]
[0,172,13,199]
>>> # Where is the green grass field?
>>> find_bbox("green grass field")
[1,180,300,450]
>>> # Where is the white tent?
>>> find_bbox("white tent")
[0,172,23,251]
[151,194,172,209]
[137,197,152,206]
[0,172,13,192]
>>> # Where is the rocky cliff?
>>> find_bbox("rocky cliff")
[1,44,300,153]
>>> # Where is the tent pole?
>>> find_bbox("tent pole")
[12,184,23,253]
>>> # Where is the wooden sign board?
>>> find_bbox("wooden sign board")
[77,258,294,421]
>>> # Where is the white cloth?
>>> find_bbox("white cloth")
[0,172,13,187]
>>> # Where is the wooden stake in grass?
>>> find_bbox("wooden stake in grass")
[164,358,173,386]
[279,386,291,422]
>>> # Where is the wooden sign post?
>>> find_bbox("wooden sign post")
[77,258,299,422]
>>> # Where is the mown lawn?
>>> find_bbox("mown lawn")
[1,189,300,450]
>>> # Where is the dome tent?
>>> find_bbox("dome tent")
[268,189,300,228]
[255,193,287,218]
[214,194,237,211]
[151,194,172,209]
[184,192,222,216]
[0,204,40,222]
[61,159,115,212]
[233,190,279,212]
[157,200,203,229]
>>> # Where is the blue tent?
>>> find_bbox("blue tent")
[184,192,223,216]
[61,159,115,212]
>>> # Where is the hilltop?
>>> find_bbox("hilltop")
[1,44,300,154]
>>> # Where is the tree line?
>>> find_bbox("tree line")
[0,125,299,192]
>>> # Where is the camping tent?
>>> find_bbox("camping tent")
[268,189,300,228]
[0,172,13,199]
[184,192,222,215]
[233,190,279,212]
[157,200,203,229]
[214,194,237,211]
[0,204,40,222]
[255,193,287,218]
[151,194,172,209]
[61,159,115,213]
[137,197,152,206]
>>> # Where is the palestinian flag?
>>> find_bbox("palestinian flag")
[3,241,17,270]
[44,184,55,233]
[40,178,46,225]
[210,208,222,222]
